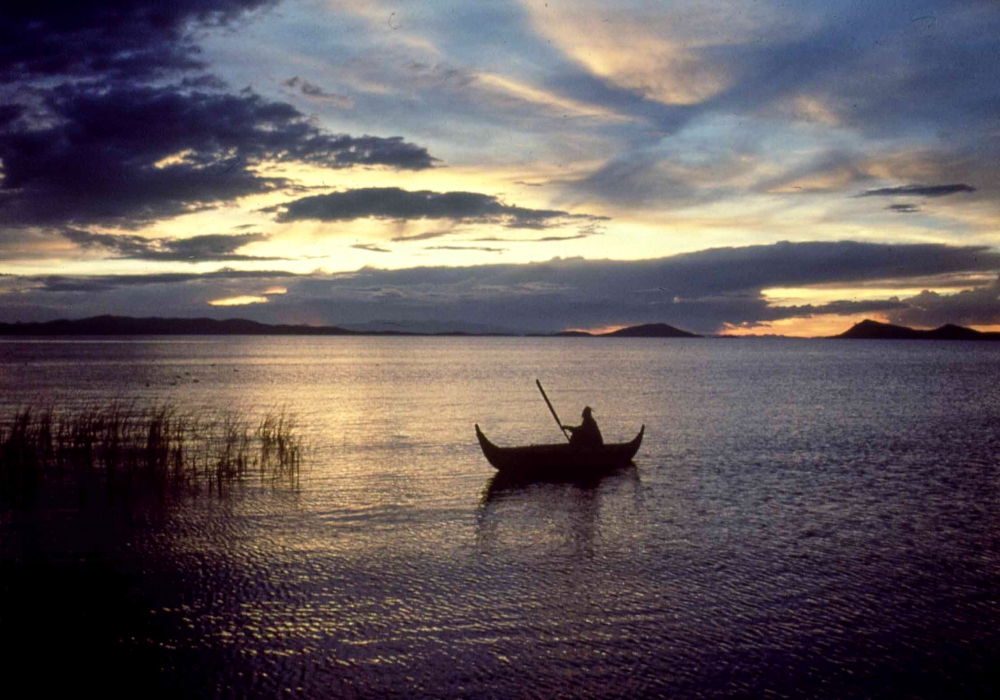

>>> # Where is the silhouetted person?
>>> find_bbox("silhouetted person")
[563,406,603,447]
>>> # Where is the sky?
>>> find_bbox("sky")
[2,0,999,335]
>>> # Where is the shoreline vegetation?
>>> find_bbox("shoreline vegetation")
[0,402,303,504]
[1,315,999,340]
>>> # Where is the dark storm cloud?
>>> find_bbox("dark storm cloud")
[0,85,436,228]
[857,184,977,198]
[62,229,281,262]
[270,188,607,229]
[0,1,277,83]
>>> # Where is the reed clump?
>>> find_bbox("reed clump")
[0,402,303,502]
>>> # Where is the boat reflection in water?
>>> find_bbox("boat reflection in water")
[476,462,644,564]
[480,459,641,502]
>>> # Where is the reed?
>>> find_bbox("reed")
[0,402,303,502]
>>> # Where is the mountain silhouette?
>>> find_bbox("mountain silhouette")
[0,316,703,338]
[552,323,701,338]
[601,323,701,338]
[0,315,356,336]
[835,319,1000,340]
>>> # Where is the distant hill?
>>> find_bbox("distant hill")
[550,323,701,338]
[601,323,701,338]
[835,319,1000,340]
[0,315,357,336]
[0,316,704,338]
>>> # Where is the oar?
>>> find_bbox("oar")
[536,379,571,442]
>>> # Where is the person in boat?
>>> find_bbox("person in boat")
[563,406,603,447]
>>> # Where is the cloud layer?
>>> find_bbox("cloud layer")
[270,187,606,229]
[0,86,435,229]
[858,184,977,198]
[0,0,436,235]
[5,241,999,333]
[63,229,279,262]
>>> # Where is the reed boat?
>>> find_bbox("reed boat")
[475,424,644,477]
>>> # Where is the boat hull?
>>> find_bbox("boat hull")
[475,424,644,478]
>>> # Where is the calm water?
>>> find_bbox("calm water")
[3,337,1000,698]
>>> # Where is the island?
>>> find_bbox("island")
[833,319,1000,340]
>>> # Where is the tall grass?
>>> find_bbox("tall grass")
[0,402,303,503]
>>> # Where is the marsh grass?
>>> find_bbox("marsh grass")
[0,402,303,503]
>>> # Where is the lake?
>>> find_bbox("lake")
[2,337,999,698]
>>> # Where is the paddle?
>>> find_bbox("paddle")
[536,379,572,442]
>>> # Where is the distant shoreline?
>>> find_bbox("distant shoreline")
[0,317,703,339]
[1,316,999,341]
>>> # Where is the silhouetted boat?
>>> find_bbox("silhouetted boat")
[475,424,644,477]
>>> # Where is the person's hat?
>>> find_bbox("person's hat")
[583,406,593,416]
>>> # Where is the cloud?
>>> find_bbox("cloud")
[278,240,1000,332]
[270,187,607,229]
[544,2,1000,215]
[62,229,281,262]
[887,203,921,214]
[0,1,438,235]
[6,241,1000,333]
[351,243,391,253]
[30,268,298,294]
[470,233,598,243]
[565,124,765,207]
[0,1,278,83]
[857,184,977,198]
[425,245,506,253]
[390,230,461,243]
[0,85,436,229]
[287,240,1000,332]
[282,77,354,108]
[887,276,1000,328]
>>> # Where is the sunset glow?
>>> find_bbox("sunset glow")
[1,0,997,335]
[208,296,271,307]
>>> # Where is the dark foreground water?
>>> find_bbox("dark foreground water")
[2,337,1000,698]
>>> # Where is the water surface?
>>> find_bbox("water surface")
[2,337,999,697]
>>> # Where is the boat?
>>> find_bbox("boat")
[475,424,644,478]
